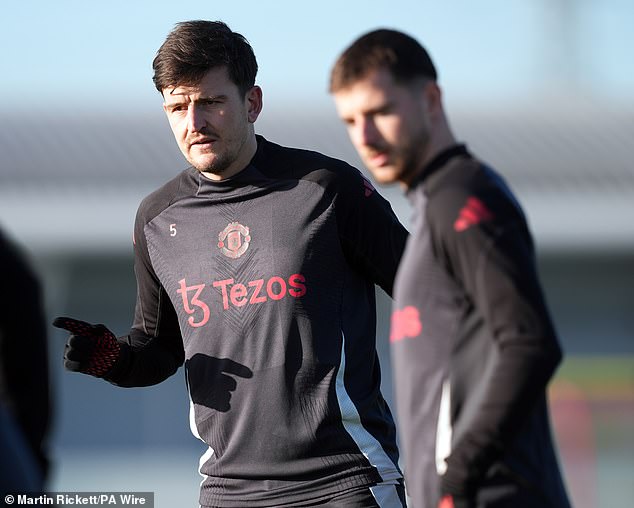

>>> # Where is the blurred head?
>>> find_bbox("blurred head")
[330,29,449,185]
[154,21,262,179]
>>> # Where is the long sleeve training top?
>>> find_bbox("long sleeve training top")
[391,145,571,508]
[106,136,408,507]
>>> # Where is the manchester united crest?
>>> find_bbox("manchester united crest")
[218,222,251,259]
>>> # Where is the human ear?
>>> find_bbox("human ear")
[246,86,263,123]
[424,81,443,117]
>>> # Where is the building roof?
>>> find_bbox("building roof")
[1,102,633,254]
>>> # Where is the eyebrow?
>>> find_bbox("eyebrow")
[345,102,392,121]
[196,94,228,103]
[165,93,228,105]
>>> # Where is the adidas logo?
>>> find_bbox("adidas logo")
[453,196,494,232]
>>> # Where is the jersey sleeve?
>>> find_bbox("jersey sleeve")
[429,182,562,499]
[334,167,409,296]
[104,203,185,387]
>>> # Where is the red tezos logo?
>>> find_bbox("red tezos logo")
[177,274,307,327]
[218,222,251,258]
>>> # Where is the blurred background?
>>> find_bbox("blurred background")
[1,0,632,506]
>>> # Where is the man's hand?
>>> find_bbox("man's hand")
[53,317,121,377]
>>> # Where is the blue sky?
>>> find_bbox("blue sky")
[1,0,632,116]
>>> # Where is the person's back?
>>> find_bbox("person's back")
[0,228,50,492]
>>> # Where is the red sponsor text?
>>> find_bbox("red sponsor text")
[177,274,306,327]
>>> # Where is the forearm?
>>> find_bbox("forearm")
[105,330,185,388]
[442,226,563,498]
[441,334,561,498]
[55,316,185,388]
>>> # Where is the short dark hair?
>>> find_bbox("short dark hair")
[152,20,258,96]
[329,28,437,92]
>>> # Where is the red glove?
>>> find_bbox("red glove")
[53,317,121,377]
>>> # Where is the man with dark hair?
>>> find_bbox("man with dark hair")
[54,21,408,507]
[330,29,571,508]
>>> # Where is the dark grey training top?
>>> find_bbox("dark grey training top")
[391,145,571,508]
[107,136,408,507]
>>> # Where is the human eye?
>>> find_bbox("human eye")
[374,104,393,117]
[201,98,222,107]
[168,103,187,114]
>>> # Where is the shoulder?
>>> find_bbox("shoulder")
[254,136,365,190]
[0,229,40,291]
[136,168,197,227]
[425,156,526,237]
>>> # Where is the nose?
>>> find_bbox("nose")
[186,104,206,133]
[354,116,380,148]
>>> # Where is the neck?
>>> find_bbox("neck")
[202,131,258,181]
[401,121,456,188]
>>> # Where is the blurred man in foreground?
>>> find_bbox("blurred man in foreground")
[0,228,50,493]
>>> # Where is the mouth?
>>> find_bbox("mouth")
[189,138,216,150]
[365,149,390,167]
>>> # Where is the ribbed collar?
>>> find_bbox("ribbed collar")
[408,144,469,192]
